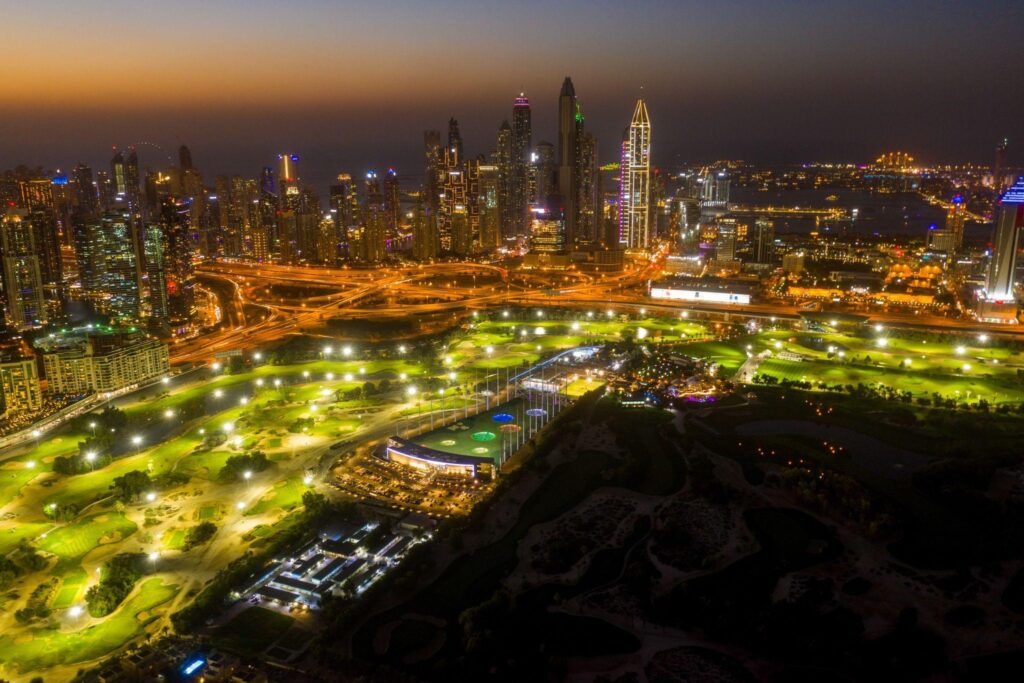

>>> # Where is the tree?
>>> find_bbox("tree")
[302,490,330,517]
[110,470,153,502]
[218,451,270,482]
[183,522,217,550]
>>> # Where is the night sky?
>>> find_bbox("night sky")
[2,0,1023,190]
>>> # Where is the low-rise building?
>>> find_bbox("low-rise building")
[39,328,169,395]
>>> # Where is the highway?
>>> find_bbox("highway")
[172,255,1023,366]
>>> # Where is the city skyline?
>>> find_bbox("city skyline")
[2,1,1023,187]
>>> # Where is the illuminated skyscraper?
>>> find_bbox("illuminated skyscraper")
[557,78,578,248]
[477,161,501,251]
[511,93,532,236]
[0,209,48,329]
[946,194,967,253]
[278,154,301,211]
[110,147,141,211]
[330,175,358,258]
[383,168,401,232]
[620,98,651,249]
[361,171,386,262]
[75,203,141,321]
[754,218,775,264]
[986,177,1024,301]
[576,129,599,244]
[412,191,438,261]
[496,121,513,239]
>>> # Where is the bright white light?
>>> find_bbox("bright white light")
[233,436,243,446]
[239,397,248,405]
[876,339,888,348]
[255,379,264,387]
[903,358,912,367]
[68,605,83,618]
[955,346,966,355]
[534,327,545,335]
[161,377,170,385]
[398,344,407,354]
[962,363,972,371]
[302,371,310,378]
[148,551,159,562]
[223,422,234,433]
[213,389,223,398]
[606,310,614,318]
[342,346,353,357]
[344,372,353,381]
[243,470,252,480]
[303,475,313,485]
[399,372,407,380]
[236,501,245,510]
[406,386,418,397]
[274,379,282,387]
[26,460,35,469]
[571,322,580,331]
[323,346,333,355]
[502,310,510,318]
[85,451,97,462]
[326,372,335,380]
[978,334,989,343]
[253,352,262,360]
[131,435,143,446]
[837,351,846,358]
[31,429,41,438]
[448,372,456,381]
[640,308,647,316]
[829,319,838,327]
[636,327,649,340]
[145,491,157,502]
[212,362,221,371]
[774,341,783,350]
[874,324,884,333]
[485,346,494,354]
[359,367,366,375]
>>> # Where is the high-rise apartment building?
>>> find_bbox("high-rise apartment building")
[511,93,532,236]
[0,209,48,329]
[360,171,387,262]
[619,99,651,249]
[496,121,513,239]
[0,355,42,415]
[75,204,141,321]
[556,78,578,250]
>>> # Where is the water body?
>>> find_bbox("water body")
[729,186,973,240]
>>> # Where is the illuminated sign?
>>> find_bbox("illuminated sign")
[650,287,751,305]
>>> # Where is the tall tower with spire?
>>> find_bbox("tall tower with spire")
[620,98,651,249]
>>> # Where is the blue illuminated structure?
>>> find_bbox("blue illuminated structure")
[1000,177,1024,204]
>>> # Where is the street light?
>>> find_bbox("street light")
[223,422,234,433]
[398,345,407,354]
[164,409,174,419]
[303,474,313,485]
[406,386,418,397]
[148,551,159,563]
[323,346,333,356]
[253,352,262,361]
[145,491,157,502]
[955,346,966,355]
[342,346,353,357]
[213,389,223,398]
[243,470,252,481]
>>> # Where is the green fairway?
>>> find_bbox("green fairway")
[244,477,309,516]
[0,461,45,505]
[36,513,138,561]
[51,567,88,609]
[679,340,749,375]
[0,521,51,557]
[0,578,177,674]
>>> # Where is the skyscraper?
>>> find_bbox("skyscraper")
[994,138,1009,197]
[278,154,301,211]
[556,78,578,250]
[179,144,193,171]
[0,209,48,329]
[71,164,99,216]
[946,194,967,253]
[496,121,513,239]
[448,118,463,162]
[620,98,651,249]
[511,93,532,236]
[754,218,776,264]
[986,177,1024,302]
[532,142,555,207]
[412,191,438,260]
[361,171,386,262]
[110,147,141,211]
[75,203,141,321]
[383,168,401,232]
